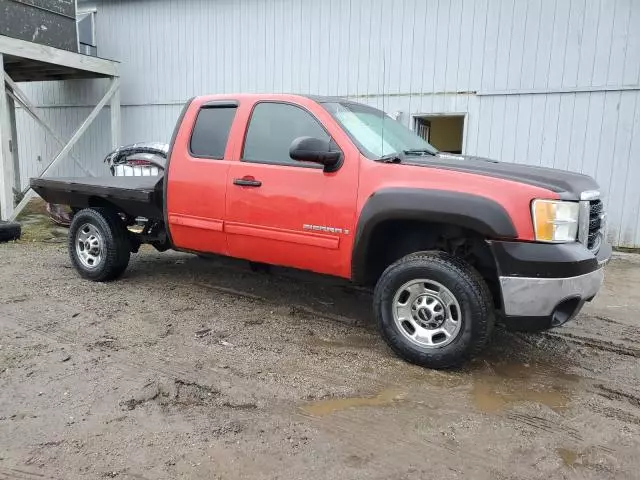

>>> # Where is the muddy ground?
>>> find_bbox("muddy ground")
[1,218,639,479]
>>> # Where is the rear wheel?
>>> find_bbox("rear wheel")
[69,208,131,281]
[374,251,494,369]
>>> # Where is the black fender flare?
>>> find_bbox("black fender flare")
[351,188,518,284]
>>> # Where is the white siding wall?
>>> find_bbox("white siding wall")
[16,0,640,246]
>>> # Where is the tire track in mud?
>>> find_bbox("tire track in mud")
[1,310,230,395]
[0,289,372,387]
[178,254,374,326]
[299,411,496,475]
[540,330,640,358]
[299,399,624,479]
[0,466,153,480]
[594,384,640,408]
[4,297,637,426]
[192,265,640,369]
[296,377,585,476]
[530,323,640,429]
[0,467,56,480]
[588,403,640,426]
[0,306,270,413]
[297,405,592,479]
[506,412,583,442]
[194,281,365,327]
[4,266,640,474]
[583,315,640,337]
[3,295,586,464]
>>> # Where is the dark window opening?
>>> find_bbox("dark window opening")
[414,115,465,154]
[190,106,237,159]
[77,11,97,56]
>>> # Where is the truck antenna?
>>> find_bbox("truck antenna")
[381,49,386,157]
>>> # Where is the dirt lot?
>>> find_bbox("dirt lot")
[1,217,639,479]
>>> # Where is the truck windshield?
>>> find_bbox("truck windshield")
[323,102,438,159]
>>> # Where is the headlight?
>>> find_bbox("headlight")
[532,199,580,242]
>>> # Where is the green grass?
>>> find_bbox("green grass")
[15,199,69,244]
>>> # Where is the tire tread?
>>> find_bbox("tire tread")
[0,221,21,242]
[374,251,495,369]
[68,208,131,282]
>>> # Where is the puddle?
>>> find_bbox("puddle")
[557,447,579,466]
[301,389,405,417]
[470,361,580,413]
[405,368,468,389]
[556,445,616,469]
[472,383,570,413]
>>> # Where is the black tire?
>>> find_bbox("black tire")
[68,208,131,282]
[0,221,21,242]
[374,251,494,369]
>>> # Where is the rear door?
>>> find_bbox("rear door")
[225,100,359,278]
[166,101,237,254]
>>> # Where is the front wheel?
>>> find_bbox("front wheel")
[69,208,131,281]
[373,251,494,369]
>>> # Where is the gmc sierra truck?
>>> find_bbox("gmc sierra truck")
[31,94,611,369]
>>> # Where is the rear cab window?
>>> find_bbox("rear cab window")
[189,105,237,159]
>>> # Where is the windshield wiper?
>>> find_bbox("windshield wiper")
[375,149,436,163]
[403,149,437,156]
[376,151,404,163]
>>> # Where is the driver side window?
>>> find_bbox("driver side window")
[242,102,329,167]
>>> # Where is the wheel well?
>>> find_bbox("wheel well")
[358,219,501,309]
[86,197,141,226]
[87,197,123,215]
[83,197,169,252]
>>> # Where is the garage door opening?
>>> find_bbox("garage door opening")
[414,115,465,154]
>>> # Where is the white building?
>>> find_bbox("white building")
[15,0,640,246]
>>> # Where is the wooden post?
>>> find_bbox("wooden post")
[0,54,15,220]
[6,85,20,195]
[10,189,36,222]
[110,80,121,149]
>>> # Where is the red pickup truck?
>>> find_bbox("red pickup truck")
[32,94,611,368]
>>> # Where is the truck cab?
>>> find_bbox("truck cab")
[31,93,611,369]
[166,95,360,278]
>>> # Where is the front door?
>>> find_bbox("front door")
[225,101,358,278]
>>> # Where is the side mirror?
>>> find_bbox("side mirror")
[289,137,342,172]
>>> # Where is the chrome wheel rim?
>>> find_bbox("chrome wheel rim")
[392,279,462,348]
[75,223,103,269]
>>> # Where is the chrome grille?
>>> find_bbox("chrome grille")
[587,199,604,250]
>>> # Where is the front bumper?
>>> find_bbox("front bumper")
[490,239,611,331]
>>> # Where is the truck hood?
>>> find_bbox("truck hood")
[404,153,599,200]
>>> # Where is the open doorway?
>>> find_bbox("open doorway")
[413,115,465,154]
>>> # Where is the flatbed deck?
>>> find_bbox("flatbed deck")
[31,176,164,219]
